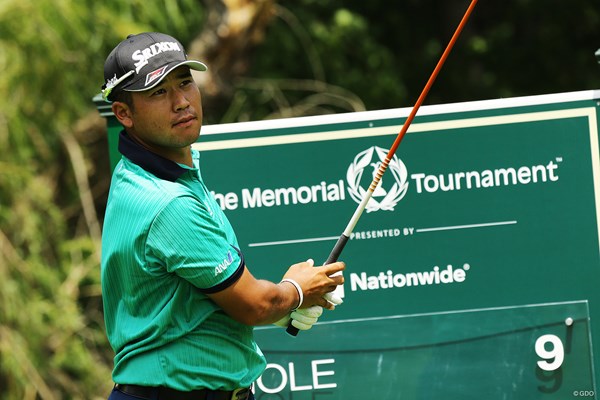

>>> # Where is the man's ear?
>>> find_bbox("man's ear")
[112,101,134,129]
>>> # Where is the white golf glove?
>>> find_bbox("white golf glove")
[324,291,343,307]
[325,270,344,307]
[274,305,323,331]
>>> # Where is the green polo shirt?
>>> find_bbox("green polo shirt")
[101,131,265,390]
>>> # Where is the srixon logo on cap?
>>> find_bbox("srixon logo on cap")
[132,41,181,73]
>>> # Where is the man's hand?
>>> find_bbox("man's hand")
[274,286,343,331]
[274,305,323,331]
[281,259,345,310]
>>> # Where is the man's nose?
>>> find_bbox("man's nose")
[172,89,190,111]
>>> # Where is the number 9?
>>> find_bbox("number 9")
[535,334,564,371]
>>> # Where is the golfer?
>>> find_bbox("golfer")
[100,32,345,400]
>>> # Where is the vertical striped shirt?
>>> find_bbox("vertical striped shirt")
[101,131,265,391]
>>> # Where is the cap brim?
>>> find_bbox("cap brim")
[123,60,207,93]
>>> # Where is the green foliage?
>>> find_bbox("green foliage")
[236,0,600,122]
[0,0,204,398]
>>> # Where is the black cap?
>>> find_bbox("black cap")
[101,32,207,101]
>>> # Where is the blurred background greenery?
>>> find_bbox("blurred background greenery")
[0,0,598,398]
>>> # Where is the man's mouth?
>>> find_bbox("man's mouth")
[173,115,196,128]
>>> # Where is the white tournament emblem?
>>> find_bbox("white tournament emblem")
[346,146,409,212]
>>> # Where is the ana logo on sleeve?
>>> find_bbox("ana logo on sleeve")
[215,250,234,276]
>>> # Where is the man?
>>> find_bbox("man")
[100,32,345,400]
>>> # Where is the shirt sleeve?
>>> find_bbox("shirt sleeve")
[145,195,244,291]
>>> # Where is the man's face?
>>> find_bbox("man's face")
[126,66,203,160]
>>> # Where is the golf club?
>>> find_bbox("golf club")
[287,0,480,336]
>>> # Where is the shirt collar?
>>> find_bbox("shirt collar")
[118,130,190,182]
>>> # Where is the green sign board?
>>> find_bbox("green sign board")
[101,90,600,399]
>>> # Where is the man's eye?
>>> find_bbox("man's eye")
[151,88,166,96]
